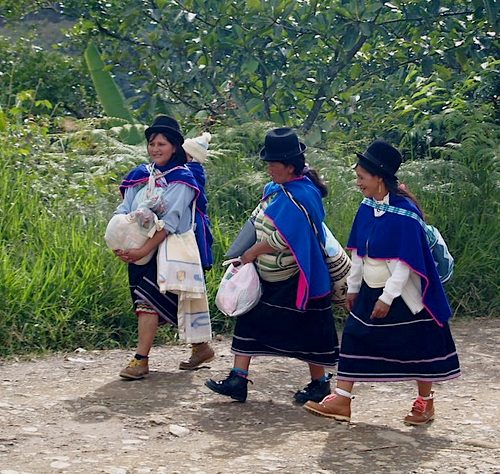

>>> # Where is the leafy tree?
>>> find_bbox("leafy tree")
[0,35,98,117]
[1,0,497,134]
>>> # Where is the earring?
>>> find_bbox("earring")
[377,181,382,194]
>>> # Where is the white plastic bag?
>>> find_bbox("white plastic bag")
[104,209,163,265]
[215,259,262,317]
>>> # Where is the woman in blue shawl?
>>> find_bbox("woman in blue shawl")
[113,115,214,380]
[304,140,460,425]
[205,128,339,403]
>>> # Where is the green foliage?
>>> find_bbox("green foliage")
[0,35,97,118]
[0,114,133,355]
[397,108,500,317]
[4,0,495,133]
[83,41,144,144]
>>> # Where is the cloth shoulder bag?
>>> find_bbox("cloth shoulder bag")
[361,198,454,284]
[224,217,257,259]
[157,201,212,343]
[279,185,351,305]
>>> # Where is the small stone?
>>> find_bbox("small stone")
[169,424,190,437]
[121,439,142,445]
[81,405,112,416]
[463,440,498,449]
[22,426,38,432]
[50,461,71,469]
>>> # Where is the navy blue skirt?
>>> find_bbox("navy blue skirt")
[337,282,460,382]
[231,274,339,368]
[128,253,178,326]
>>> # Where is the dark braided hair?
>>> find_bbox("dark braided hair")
[288,154,328,198]
[384,176,425,220]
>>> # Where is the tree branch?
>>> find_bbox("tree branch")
[156,77,217,115]
[94,20,155,50]
[378,10,474,26]
[301,33,368,132]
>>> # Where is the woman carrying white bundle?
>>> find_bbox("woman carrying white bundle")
[112,115,215,380]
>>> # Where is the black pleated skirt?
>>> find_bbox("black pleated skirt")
[231,274,339,368]
[337,282,461,382]
[128,253,178,326]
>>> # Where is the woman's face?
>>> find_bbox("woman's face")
[355,164,385,199]
[266,161,296,184]
[147,133,176,166]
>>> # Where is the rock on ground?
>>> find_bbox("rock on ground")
[0,318,499,474]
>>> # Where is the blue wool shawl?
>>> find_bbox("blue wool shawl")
[347,193,452,325]
[187,162,214,270]
[262,177,331,310]
[119,162,199,198]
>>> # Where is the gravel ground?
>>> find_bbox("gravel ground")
[1,317,499,474]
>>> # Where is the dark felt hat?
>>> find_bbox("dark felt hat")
[355,140,402,178]
[259,127,306,162]
[145,115,184,145]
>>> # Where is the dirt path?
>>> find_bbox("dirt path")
[1,318,499,474]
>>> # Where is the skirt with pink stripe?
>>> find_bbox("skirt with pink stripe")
[337,283,461,382]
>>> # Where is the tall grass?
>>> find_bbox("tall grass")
[0,157,137,354]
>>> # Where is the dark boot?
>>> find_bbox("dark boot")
[205,371,252,402]
[293,373,332,405]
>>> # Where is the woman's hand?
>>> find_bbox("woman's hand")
[240,248,258,265]
[370,300,391,319]
[114,248,147,263]
[345,292,358,312]
[240,240,275,265]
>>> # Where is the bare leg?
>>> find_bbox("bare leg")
[136,312,159,356]
[417,381,432,397]
[119,312,158,380]
[234,354,251,371]
[308,363,326,380]
[337,380,354,393]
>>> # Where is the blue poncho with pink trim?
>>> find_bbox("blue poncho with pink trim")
[347,193,452,325]
[262,177,331,310]
[119,162,199,198]
[118,162,216,268]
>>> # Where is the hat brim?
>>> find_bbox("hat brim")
[355,152,396,178]
[145,125,184,145]
[260,142,307,162]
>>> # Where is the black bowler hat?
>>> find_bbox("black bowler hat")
[355,140,402,178]
[259,127,307,162]
[145,115,184,145]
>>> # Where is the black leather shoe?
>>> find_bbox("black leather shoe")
[293,373,332,405]
[205,371,252,402]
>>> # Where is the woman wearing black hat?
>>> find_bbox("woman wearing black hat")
[303,140,460,425]
[113,115,214,379]
[205,127,339,403]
